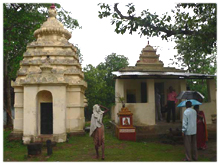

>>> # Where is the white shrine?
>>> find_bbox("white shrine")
[11,4,87,144]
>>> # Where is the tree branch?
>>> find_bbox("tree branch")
[113,3,201,37]
[114,3,134,20]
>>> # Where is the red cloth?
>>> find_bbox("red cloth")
[197,111,208,149]
[167,91,177,103]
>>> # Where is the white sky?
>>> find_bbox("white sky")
[60,0,179,68]
[2,0,214,70]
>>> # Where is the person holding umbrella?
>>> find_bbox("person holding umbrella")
[166,86,177,123]
[182,101,198,161]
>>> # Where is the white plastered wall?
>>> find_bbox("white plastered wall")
[199,79,216,124]
[13,87,24,133]
[113,78,200,126]
[22,85,66,143]
[114,79,156,126]
[66,86,85,132]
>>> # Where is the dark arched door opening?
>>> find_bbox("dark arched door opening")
[41,103,53,134]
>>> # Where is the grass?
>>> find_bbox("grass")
[3,126,211,162]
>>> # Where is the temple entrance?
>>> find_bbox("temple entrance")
[41,103,53,134]
[37,90,53,135]
[155,83,165,107]
[155,83,165,121]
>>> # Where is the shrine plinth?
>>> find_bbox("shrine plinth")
[116,107,136,141]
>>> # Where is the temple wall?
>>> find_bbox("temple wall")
[66,86,85,132]
[198,79,216,124]
[113,79,156,126]
[13,87,24,133]
[22,85,67,144]
[112,78,211,126]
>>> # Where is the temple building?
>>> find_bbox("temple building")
[11,5,87,144]
[111,43,216,127]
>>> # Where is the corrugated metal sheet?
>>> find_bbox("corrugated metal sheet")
[112,71,215,79]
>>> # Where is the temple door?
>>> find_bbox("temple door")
[41,103,53,134]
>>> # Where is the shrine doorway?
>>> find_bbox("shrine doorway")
[41,103,53,134]
[155,83,165,107]
[37,90,53,135]
[155,83,165,121]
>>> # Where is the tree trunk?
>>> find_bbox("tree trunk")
[4,57,13,126]
[5,76,13,126]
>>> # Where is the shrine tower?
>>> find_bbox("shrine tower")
[11,4,87,144]
[136,41,164,68]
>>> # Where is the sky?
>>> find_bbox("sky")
[2,0,214,70]
[59,0,179,68]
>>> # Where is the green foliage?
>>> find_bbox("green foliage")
[84,64,109,111]
[97,3,216,101]
[83,53,129,119]
[97,3,217,75]
[97,53,129,86]
[74,44,83,64]
[186,79,210,102]
[4,3,81,80]
[172,4,216,75]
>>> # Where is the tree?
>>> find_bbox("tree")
[98,3,216,102]
[83,65,108,119]
[97,53,129,86]
[83,53,129,120]
[97,53,129,107]
[3,3,81,126]
[97,3,216,74]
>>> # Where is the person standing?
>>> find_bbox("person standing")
[194,105,208,150]
[155,88,163,121]
[89,104,109,160]
[167,86,177,123]
[182,101,198,161]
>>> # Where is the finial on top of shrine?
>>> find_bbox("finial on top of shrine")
[148,40,149,45]
[48,3,57,18]
[50,3,55,9]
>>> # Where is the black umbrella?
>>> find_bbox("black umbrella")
[176,91,205,101]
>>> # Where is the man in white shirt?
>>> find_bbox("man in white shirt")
[182,101,198,161]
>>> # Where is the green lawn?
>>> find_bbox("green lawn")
[4,128,210,162]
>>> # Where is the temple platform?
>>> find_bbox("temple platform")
[109,120,216,141]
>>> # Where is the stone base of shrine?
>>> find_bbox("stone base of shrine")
[8,131,23,141]
[8,130,86,144]
[22,133,67,144]
[67,130,85,137]
[116,125,136,141]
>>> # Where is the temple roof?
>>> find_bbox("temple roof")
[114,42,215,79]
[112,71,215,79]
[12,4,87,88]
[119,42,184,73]
[34,4,71,40]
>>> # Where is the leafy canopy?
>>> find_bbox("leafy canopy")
[4,3,81,79]
[98,3,216,74]
[83,53,129,119]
